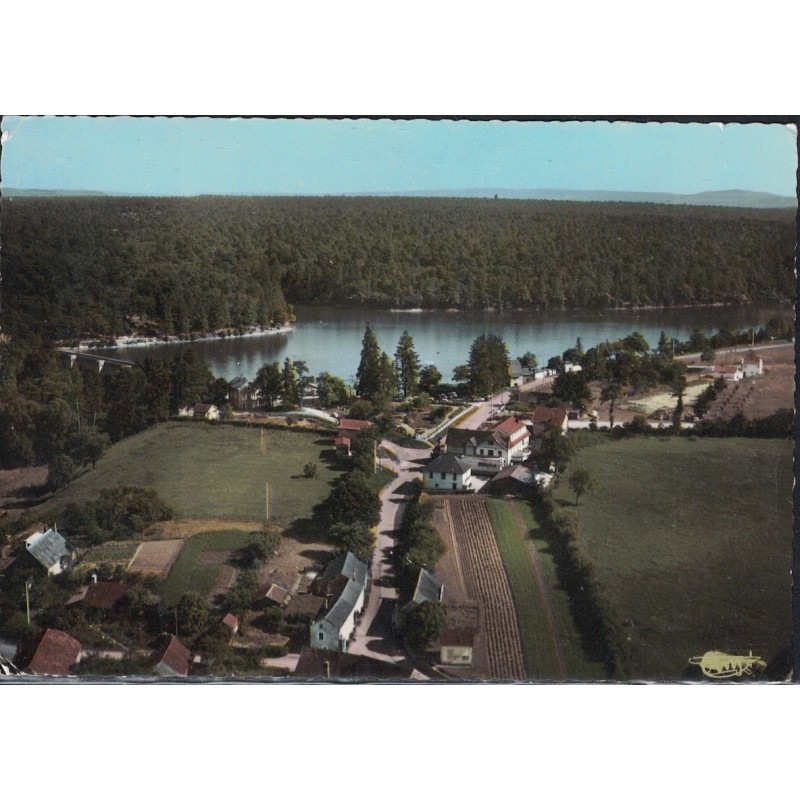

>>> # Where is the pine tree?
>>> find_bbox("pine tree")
[355,324,382,400]
[281,358,300,407]
[394,330,421,399]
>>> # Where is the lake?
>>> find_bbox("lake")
[98,303,790,385]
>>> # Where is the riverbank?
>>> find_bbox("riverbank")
[64,323,294,351]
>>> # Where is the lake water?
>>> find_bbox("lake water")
[100,304,791,385]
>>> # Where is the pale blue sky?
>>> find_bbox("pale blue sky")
[1,116,796,197]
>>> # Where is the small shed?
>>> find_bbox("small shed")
[221,612,239,637]
[193,403,221,420]
[440,629,475,666]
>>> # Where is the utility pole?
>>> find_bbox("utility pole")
[25,579,32,626]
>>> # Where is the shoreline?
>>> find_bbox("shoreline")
[69,323,294,351]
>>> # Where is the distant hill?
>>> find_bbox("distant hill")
[2,187,110,197]
[363,188,798,208]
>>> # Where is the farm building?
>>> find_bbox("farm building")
[22,628,82,676]
[529,405,569,435]
[742,357,763,377]
[193,403,221,420]
[484,465,537,496]
[310,552,369,652]
[440,628,475,666]
[24,526,75,576]
[711,365,743,382]
[335,418,374,457]
[256,582,291,608]
[410,567,445,606]
[284,593,326,622]
[151,635,192,678]
[424,453,473,492]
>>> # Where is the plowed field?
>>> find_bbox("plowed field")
[444,496,525,681]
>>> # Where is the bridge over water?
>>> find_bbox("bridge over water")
[59,349,135,372]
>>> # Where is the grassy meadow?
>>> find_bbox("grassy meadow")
[552,436,794,679]
[487,498,607,680]
[39,421,342,526]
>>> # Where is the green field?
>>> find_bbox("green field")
[40,422,341,525]
[486,498,606,680]
[552,436,794,679]
[161,529,262,606]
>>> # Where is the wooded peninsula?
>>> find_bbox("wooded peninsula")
[2,195,795,341]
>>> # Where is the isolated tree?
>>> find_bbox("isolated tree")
[329,521,376,563]
[255,362,283,409]
[519,351,539,370]
[419,364,443,395]
[400,601,448,649]
[303,461,318,478]
[355,324,383,400]
[394,330,421,399]
[657,330,673,357]
[600,381,623,429]
[69,428,110,469]
[456,334,510,396]
[670,373,687,431]
[568,466,593,506]
[176,591,209,636]
[47,454,77,491]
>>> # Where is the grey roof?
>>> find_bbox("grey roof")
[426,453,471,475]
[412,568,444,605]
[490,465,535,485]
[323,578,366,629]
[320,551,369,587]
[25,528,70,571]
[317,551,369,632]
[510,358,534,378]
[229,376,250,390]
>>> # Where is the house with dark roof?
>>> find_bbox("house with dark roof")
[151,635,192,678]
[484,464,537,496]
[443,417,531,475]
[24,526,75,576]
[509,358,536,387]
[256,582,291,608]
[284,593,326,621]
[82,581,133,610]
[424,453,473,492]
[530,405,569,435]
[334,418,374,457]
[310,552,369,652]
[228,376,261,411]
[23,628,82,676]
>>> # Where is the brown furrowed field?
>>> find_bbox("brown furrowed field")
[438,496,526,681]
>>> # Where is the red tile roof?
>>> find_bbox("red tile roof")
[491,416,528,436]
[151,636,192,677]
[712,365,741,374]
[221,612,239,630]
[337,418,373,432]
[83,581,133,610]
[27,629,81,675]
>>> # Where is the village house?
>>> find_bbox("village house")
[424,453,473,492]
[310,552,369,652]
[529,405,569,435]
[68,580,132,611]
[193,402,221,420]
[24,526,75,576]
[334,418,374,457]
[444,416,531,476]
[227,376,261,411]
[22,628,82,676]
[439,628,475,667]
[151,635,193,678]
[509,358,536,388]
[712,364,743,382]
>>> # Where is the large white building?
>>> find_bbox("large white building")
[424,453,473,492]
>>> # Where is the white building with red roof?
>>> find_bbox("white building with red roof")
[334,418,373,456]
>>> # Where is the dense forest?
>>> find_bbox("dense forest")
[1,195,795,341]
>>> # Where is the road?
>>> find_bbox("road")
[675,340,794,361]
[348,442,426,661]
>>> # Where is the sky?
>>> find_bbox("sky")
[1,116,797,198]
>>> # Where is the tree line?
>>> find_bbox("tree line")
[2,195,794,342]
